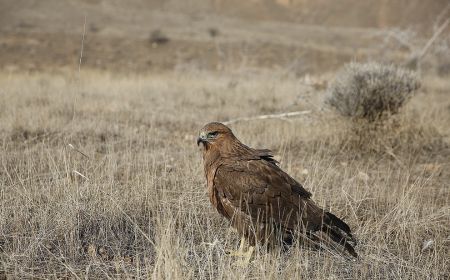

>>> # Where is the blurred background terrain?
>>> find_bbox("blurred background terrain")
[1,0,449,74]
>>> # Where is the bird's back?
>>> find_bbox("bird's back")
[198,122,357,257]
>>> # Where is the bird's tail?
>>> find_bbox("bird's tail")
[317,212,358,258]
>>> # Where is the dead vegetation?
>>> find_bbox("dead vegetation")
[0,69,448,279]
[1,1,449,278]
[149,30,170,46]
[326,62,421,121]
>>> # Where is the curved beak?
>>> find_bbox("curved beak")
[197,137,203,146]
[197,132,207,146]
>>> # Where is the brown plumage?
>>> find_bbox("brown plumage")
[197,122,357,257]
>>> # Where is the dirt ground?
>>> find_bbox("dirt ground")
[1,0,448,75]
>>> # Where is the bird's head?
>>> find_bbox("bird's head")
[197,122,235,150]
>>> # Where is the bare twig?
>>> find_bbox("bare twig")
[384,28,416,51]
[404,17,449,70]
[78,15,87,73]
[223,110,311,125]
[72,170,89,181]
[68,143,90,159]
[416,18,449,62]
[434,3,450,30]
[70,15,87,123]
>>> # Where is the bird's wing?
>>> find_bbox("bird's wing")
[213,158,357,257]
[213,159,324,231]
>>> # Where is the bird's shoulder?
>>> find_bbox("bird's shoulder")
[214,156,312,200]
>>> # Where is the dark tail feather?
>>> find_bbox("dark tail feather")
[325,226,358,258]
[325,212,351,236]
[323,212,358,258]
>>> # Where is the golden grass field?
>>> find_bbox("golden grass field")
[0,69,449,279]
[1,1,449,279]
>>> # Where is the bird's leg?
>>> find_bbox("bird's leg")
[228,238,245,256]
[227,238,254,266]
[240,245,254,266]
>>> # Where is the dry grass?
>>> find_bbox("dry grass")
[0,69,449,279]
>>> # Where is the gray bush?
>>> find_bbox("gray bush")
[326,62,421,121]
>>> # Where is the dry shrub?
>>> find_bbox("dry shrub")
[149,29,170,45]
[326,62,421,121]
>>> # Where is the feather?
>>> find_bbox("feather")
[198,122,358,258]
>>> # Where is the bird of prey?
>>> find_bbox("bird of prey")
[197,122,357,258]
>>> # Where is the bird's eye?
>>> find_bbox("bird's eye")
[208,131,219,138]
